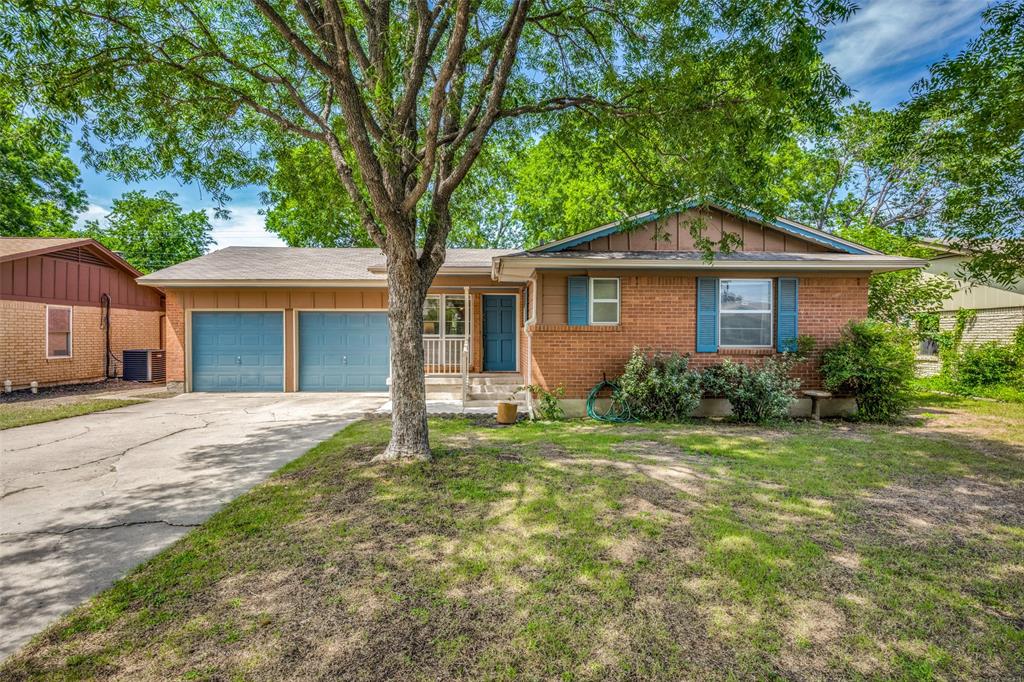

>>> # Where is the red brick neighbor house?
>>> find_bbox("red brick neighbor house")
[1,237,165,390]
[136,204,924,414]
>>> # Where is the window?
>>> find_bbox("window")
[423,297,441,336]
[423,295,467,336]
[590,278,620,325]
[719,279,772,347]
[46,305,72,358]
[444,297,466,336]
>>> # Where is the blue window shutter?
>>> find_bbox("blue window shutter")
[567,276,589,326]
[777,277,799,352]
[696,277,719,352]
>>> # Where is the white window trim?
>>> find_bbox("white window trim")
[423,295,442,338]
[718,278,773,348]
[590,277,620,326]
[46,304,74,359]
[424,294,468,338]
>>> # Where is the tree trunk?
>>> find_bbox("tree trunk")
[375,254,432,461]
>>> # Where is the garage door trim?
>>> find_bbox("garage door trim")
[187,308,286,393]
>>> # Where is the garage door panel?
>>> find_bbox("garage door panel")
[192,312,284,392]
[299,312,389,392]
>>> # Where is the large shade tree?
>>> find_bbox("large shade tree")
[0,88,86,237]
[81,190,215,273]
[6,0,852,460]
[776,2,1024,288]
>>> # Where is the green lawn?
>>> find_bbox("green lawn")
[4,400,1023,680]
[0,399,146,430]
[914,375,1024,404]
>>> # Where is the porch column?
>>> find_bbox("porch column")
[462,286,470,402]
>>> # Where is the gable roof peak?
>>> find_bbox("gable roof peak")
[529,201,880,256]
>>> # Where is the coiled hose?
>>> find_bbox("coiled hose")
[586,376,634,422]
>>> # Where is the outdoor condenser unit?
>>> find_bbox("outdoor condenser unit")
[122,349,166,383]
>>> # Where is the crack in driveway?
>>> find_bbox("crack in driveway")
[0,486,44,501]
[4,427,92,453]
[1,519,201,538]
[24,419,214,477]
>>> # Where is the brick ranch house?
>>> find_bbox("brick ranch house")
[137,204,924,415]
[1,238,165,390]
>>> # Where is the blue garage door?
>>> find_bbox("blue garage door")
[191,312,284,392]
[298,312,390,391]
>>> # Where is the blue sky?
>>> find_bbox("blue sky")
[71,0,990,250]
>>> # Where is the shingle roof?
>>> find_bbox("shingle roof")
[0,237,93,260]
[137,246,515,284]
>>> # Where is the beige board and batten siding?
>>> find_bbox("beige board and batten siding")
[567,208,833,254]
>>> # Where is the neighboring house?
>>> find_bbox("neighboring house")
[916,240,1024,376]
[136,204,922,415]
[0,238,165,390]
[925,241,1024,343]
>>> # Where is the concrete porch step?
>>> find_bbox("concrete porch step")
[462,399,528,408]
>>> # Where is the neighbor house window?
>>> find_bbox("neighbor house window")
[423,297,441,336]
[445,297,466,336]
[46,305,73,358]
[719,279,772,347]
[590,278,620,325]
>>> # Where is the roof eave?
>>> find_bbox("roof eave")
[493,256,925,280]
[136,278,387,288]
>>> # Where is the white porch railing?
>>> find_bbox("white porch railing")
[423,337,467,375]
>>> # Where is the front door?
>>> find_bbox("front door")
[483,295,517,371]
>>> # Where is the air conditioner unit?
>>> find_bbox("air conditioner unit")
[122,349,166,383]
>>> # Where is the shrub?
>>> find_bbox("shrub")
[616,348,702,421]
[524,384,565,421]
[700,358,800,424]
[955,342,1019,387]
[820,320,916,422]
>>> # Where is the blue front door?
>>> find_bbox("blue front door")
[483,295,517,371]
[298,312,390,391]
[191,312,283,392]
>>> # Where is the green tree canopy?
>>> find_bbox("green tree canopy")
[0,90,87,236]
[4,0,855,458]
[775,2,1024,288]
[82,190,214,273]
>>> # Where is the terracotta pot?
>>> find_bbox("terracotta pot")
[496,401,518,424]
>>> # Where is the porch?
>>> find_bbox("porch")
[420,285,525,405]
[421,286,522,375]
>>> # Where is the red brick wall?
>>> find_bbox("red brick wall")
[0,299,163,389]
[527,273,868,398]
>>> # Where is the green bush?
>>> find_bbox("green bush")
[616,348,702,421]
[955,342,1019,387]
[524,384,565,421]
[700,358,800,424]
[820,320,916,422]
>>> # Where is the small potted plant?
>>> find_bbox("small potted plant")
[496,389,519,425]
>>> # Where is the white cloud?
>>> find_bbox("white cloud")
[207,204,286,249]
[823,0,987,105]
[74,203,109,229]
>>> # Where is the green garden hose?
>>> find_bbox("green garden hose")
[586,376,634,422]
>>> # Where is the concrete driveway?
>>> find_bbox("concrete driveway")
[0,391,387,658]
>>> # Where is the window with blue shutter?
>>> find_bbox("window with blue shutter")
[776,277,799,352]
[567,276,589,326]
[696,277,719,352]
